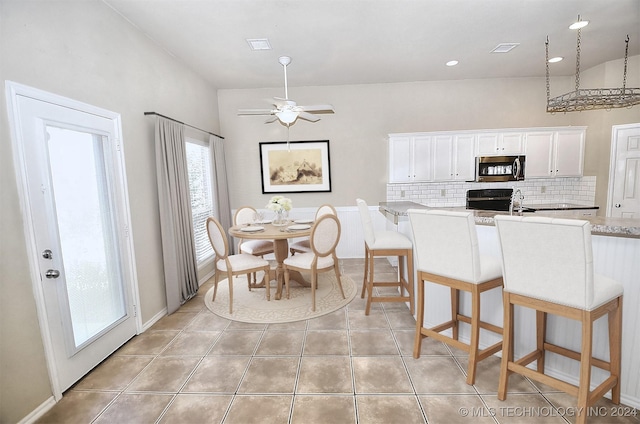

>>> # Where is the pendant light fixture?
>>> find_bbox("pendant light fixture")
[545,15,640,113]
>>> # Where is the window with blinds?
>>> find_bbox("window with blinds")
[185,139,215,263]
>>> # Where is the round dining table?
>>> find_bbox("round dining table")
[228,221,313,300]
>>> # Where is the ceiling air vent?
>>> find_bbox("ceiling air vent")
[491,43,520,53]
[246,38,272,51]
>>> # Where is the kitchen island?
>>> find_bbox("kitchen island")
[380,201,640,408]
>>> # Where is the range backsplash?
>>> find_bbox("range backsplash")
[387,176,596,208]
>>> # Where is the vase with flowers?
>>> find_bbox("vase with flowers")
[266,195,292,226]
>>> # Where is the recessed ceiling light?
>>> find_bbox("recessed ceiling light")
[246,38,272,50]
[569,17,589,30]
[548,56,564,63]
[490,43,520,53]
[446,60,459,67]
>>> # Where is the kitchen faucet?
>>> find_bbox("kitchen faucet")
[510,188,524,215]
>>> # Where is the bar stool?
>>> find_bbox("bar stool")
[495,215,623,424]
[356,198,414,315]
[408,209,503,385]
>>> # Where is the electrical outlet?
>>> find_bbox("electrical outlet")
[541,186,547,194]
[401,190,405,198]
[441,189,446,197]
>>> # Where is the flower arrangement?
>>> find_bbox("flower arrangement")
[266,195,292,213]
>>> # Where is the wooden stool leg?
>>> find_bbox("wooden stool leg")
[406,249,415,315]
[360,244,369,298]
[576,314,593,424]
[451,288,459,341]
[413,276,425,358]
[536,310,546,372]
[609,298,623,404]
[466,285,481,385]
[398,254,405,298]
[365,251,375,316]
[498,293,513,400]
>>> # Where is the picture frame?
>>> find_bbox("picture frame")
[259,140,331,193]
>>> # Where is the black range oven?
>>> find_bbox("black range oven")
[466,188,513,211]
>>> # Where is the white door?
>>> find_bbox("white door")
[608,123,640,218]
[6,83,138,395]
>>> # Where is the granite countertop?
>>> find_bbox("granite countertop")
[523,202,599,211]
[379,202,640,239]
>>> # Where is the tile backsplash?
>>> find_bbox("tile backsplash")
[387,176,596,207]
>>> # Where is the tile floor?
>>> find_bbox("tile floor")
[37,259,638,424]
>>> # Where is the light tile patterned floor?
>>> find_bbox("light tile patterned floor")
[37,259,638,424]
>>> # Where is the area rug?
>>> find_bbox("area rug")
[204,272,357,323]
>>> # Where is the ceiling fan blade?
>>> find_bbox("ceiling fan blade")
[264,116,279,123]
[297,104,335,113]
[298,111,321,122]
[238,108,274,116]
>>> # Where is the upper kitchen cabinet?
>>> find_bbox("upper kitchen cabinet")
[476,132,524,156]
[525,128,585,178]
[433,134,475,181]
[389,135,433,182]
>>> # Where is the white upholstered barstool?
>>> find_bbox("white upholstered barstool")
[356,198,414,315]
[408,209,503,385]
[495,215,623,424]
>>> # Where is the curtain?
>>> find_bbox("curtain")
[155,117,199,314]
[210,135,234,252]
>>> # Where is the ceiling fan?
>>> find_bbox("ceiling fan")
[238,56,334,126]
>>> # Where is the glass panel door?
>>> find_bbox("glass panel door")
[47,126,126,350]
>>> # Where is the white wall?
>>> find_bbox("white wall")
[0,1,219,422]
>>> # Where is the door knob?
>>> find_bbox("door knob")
[42,249,53,259]
[614,203,621,208]
[45,269,60,279]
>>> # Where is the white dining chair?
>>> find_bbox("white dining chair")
[289,204,337,256]
[206,216,271,312]
[494,215,623,423]
[408,209,503,385]
[234,206,274,288]
[357,198,414,315]
[283,214,345,311]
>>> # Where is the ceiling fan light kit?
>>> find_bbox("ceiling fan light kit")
[238,56,334,125]
[545,15,640,113]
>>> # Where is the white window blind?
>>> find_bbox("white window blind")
[185,139,215,263]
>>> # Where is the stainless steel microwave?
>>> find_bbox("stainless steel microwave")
[475,155,525,182]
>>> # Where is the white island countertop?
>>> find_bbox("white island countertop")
[379,201,640,239]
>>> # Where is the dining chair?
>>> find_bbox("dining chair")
[206,216,271,312]
[283,214,345,311]
[234,206,275,287]
[494,215,623,423]
[289,204,337,255]
[408,209,503,385]
[356,198,414,315]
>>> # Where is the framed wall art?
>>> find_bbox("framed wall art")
[259,140,331,193]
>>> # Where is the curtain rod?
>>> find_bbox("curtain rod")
[144,111,224,140]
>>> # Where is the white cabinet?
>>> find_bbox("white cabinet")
[389,135,432,182]
[524,132,554,177]
[525,129,585,178]
[554,130,585,177]
[433,134,475,181]
[389,127,584,183]
[477,132,524,155]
